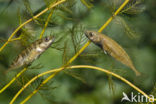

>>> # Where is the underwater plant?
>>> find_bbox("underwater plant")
[0,0,155,104]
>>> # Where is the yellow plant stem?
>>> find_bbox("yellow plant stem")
[0,67,27,94]
[0,0,65,94]
[80,0,93,9]
[20,72,58,104]
[98,0,130,32]
[18,0,131,103]
[39,9,54,39]
[10,65,154,104]
[9,37,21,42]
[10,68,62,104]
[0,0,66,52]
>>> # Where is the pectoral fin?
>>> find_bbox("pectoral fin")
[104,50,107,54]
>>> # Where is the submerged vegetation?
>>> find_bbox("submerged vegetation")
[0,0,155,104]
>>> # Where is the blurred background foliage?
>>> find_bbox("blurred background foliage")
[0,0,156,104]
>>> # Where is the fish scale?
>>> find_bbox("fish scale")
[85,30,141,76]
[6,36,55,73]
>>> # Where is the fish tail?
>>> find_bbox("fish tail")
[131,66,141,76]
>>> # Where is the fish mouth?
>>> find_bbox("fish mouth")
[48,35,55,42]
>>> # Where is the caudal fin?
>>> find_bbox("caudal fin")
[135,71,141,76]
[131,66,141,76]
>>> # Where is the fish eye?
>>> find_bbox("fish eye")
[45,37,49,41]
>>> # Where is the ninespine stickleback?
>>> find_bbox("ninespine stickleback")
[7,36,55,72]
[85,30,141,76]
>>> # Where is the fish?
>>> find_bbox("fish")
[85,30,141,76]
[7,36,55,72]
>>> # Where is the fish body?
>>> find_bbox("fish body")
[85,30,140,76]
[8,36,55,71]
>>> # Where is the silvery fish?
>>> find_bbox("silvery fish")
[7,36,55,72]
[85,30,141,76]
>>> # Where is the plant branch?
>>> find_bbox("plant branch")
[10,68,62,104]
[98,0,130,32]
[0,0,65,95]
[10,65,155,104]
[17,0,131,103]
[0,0,66,52]
[80,0,93,9]
[9,37,21,42]
[0,67,27,94]
[39,9,54,39]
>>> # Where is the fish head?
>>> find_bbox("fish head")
[85,30,101,43]
[39,36,55,49]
